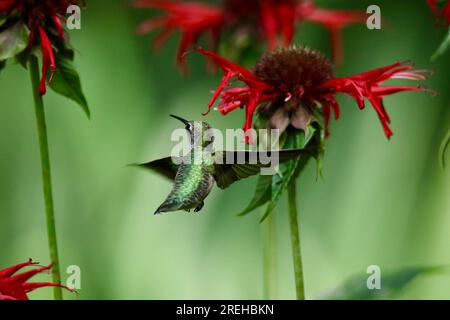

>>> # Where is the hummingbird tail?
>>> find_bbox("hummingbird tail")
[154,199,179,215]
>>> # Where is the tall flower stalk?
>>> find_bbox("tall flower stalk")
[0,0,89,300]
[287,181,304,299]
[28,55,62,299]
[262,209,277,299]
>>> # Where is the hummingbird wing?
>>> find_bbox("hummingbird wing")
[135,157,181,181]
[213,149,305,189]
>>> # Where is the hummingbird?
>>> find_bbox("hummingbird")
[136,115,305,214]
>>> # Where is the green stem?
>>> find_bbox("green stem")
[29,56,63,300]
[288,180,305,300]
[262,209,277,299]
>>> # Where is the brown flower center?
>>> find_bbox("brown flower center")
[253,47,334,132]
[253,47,334,100]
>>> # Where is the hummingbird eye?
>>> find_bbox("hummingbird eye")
[186,124,193,132]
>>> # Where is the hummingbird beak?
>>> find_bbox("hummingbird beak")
[170,114,190,126]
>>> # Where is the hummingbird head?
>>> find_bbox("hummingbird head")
[170,115,214,149]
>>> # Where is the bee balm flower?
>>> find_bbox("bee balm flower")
[198,47,432,143]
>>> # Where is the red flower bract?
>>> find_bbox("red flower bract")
[0,259,71,300]
[198,48,432,143]
[428,0,450,26]
[0,0,83,95]
[133,0,366,70]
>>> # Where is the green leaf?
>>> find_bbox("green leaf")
[440,128,450,168]
[237,129,286,217]
[431,27,450,61]
[238,122,323,219]
[0,22,29,60]
[321,266,446,300]
[15,49,29,69]
[260,128,316,222]
[238,124,320,220]
[54,39,75,61]
[238,175,272,216]
[49,54,89,117]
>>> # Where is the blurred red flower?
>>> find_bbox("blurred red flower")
[133,0,365,70]
[428,0,450,26]
[198,47,432,143]
[0,259,71,300]
[296,0,366,64]
[0,0,84,94]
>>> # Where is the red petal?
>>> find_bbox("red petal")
[428,0,438,13]
[52,15,64,40]
[196,48,259,81]
[207,71,234,111]
[197,50,276,143]
[0,260,72,300]
[322,62,432,138]
[10,264,52,284]
[0,0,15,11]
[38,27,56,96]
[298,2,366,63]
[322,103,331,137]
[259,0,297,49]
[196,48,269,115]
[23,282,73,294]
[260,0,278,49]
[134,0,225,71]
[153,26,176,49]
[136,17,169,34]
[0,259,36,279]
[443,1,450,25]
[278,2,296,47]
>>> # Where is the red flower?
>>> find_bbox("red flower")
[0,0,84,95]
[133,0,365,70]
[198,47,432,143]
[0,259,72,300]
[428,0,450,26]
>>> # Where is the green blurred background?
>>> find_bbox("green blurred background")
[1,0,450,299]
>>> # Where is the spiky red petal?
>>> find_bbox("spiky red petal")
[297,0,366,64]
[0,259,72,300]
[133,0,225,70]
[38,26,56,95]
[197,48,275,143]
[322,62,432,138]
